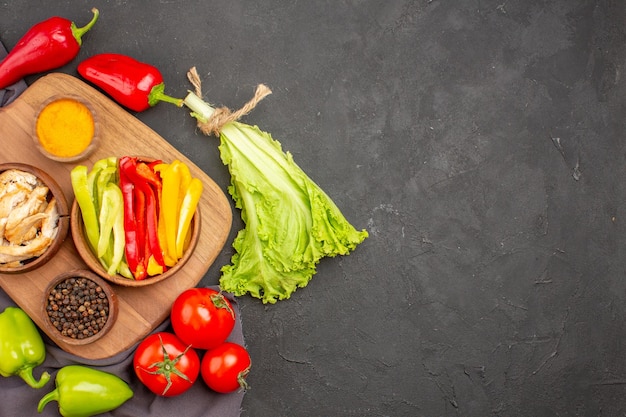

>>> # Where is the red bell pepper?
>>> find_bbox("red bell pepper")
[136,161,163,199]
[119,157,168,280]
[134,185,148,274]
[131,162,166,268]
[0,8,99,90]
[118,156,146,280]
[77,53,182,112]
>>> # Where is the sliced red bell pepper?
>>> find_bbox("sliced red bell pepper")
[147,160,163,171]
[134,162,165,267]
[118,156,146,280]
[133,185,148,277]
[139,161,163,186]
[136,161,163,224]
[123,159,166,270]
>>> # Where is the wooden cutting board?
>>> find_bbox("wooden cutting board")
[0,73,232,360]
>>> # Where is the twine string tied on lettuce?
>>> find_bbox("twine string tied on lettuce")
[186,67,272,136]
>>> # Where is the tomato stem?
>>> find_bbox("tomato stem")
[211,293,235,319]
[142,334,194,395]
[238,367,251,391]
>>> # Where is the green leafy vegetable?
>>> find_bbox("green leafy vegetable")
[183,75,368,303]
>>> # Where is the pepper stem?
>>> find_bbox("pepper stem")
[71,8,100,46]
[18,367,50,389]
[37,387,59,413]
[149,83,184,108]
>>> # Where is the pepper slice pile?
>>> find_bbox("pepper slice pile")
[71,157,129,277]
[153,160,203,266]
[71,157,203,280]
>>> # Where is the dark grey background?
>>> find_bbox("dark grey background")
[2,1,626,416]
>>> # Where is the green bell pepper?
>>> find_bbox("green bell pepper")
[0,307,50,388]
[37,365,133,417]
[95,166,117,216]
[97,183,123,262]
[71,165,100,252]
[72,157,118,251]
[72,158,133,279]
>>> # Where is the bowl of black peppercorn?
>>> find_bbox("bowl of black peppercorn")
[42,269,118,346]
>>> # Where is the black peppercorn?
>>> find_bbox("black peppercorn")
[46,277,109,340]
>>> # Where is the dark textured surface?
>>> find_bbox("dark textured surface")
[2,1,626,416]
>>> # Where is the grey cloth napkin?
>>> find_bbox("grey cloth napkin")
[0,41,245,417]
[0,41,27,105]
[0,287,246,417]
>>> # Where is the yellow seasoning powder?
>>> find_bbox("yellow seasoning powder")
[36,98,95,158]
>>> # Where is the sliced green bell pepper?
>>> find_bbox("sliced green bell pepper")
[95,166,117,213]
[85,157,116,215]
[98,183,124,275]
[37,365,133,417]
[73,158,132,278]
[0,307,50,388]
[71,165,99,252]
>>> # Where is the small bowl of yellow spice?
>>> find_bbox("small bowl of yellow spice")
[34,95,99,163]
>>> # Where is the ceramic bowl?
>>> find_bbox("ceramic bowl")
[70,158,201,287]
[33,94,99,163]
[42,269,117,345]
[0,163,70,274]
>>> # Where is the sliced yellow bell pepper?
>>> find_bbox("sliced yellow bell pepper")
[153,160,203,265]
[147,254,164,276]
[177,162,192,205]
[152,162,174,266]
[175,178,203,259]
[159,160,182,266]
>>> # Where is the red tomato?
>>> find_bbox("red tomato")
[201,342,251,393]
[171,288,236,350]
[133,332,200,397]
